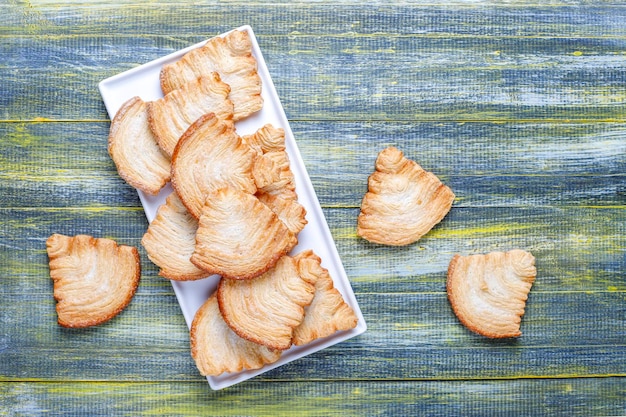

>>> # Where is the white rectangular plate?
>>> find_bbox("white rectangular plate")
[99,25,366,390]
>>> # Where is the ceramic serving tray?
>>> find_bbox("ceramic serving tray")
[99,25,366,390]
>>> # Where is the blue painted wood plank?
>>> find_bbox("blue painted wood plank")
[1,378,625,417]
[0,122,623,208]
[3,34,626,121]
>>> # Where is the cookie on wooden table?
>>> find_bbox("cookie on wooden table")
[447,249,537,338]
[190,294,281,376]
[217,256,315,350]
[148,73,234,157]
[190,187,298,280]
[46,234,140,328]
[160,29,263,120]
[141,192,209,281]
[357,146,455,246]
[108,96,171,195]
[292,250,358,345]
[171,113,256,219]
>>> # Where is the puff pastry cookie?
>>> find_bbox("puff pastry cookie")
[191,187,298,280]
[357,146,455,246]
[217,256,315,350]
[148,73,234,157]
[253,151,297,201]
[242,123,286,155]
[171,113,256,219]
[160,29,263,120]
[292,250,358,346]
[46,234,140,328]
[141,192,209,281]
[257,193,307,235]
[108,96,170,195]
[447,249,537,338]
[245,124,297,201]
[190,294,281,376]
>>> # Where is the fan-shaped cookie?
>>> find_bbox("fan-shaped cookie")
[160,29,262,120]
[190,294,282,376]
[257,192,307,235]
[148,73,234,157]
[292,250,358,345]
[357,147,455,246]
[108,96,171,195]
[252,150,297,200]
[246,124,296,201]
[171,113,256,219]
[141,192,209,281]
[243,124,286,155]
[190,187,298,280]
[447,249,537,338]
[217,256,315,350]
[46,234,141,328]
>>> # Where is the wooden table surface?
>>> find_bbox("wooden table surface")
[2,1,625,416]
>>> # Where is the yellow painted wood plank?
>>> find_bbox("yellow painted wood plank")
[2,207,624,294]
[0,122,624,208]
[3,33,626,121]
[8,2,626,38]
[2,378,625,416]
[2,290,625,381]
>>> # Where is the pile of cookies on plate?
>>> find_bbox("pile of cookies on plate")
[46,30,358,377]
[108,29,358,375]
[46,28,537,381]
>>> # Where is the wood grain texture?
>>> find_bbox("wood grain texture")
[4,34,626,122]
[4,3,626,122]
[1,1,625,415]
[1,122,624,208]
[2,378,624,417]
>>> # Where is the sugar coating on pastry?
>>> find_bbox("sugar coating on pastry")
[141,192,209,281]
[292,250,358,345]
[148,73,234,157]
[217,256,316,350]
[447,249,537,338]
[46,234,141,328]
[190,187,298,280]
[160,29,263,120]
[190,294,282,376]
[357,146,455,246]
[256,192,307,235]
[108,96,171,195]
[171,113,256,219]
